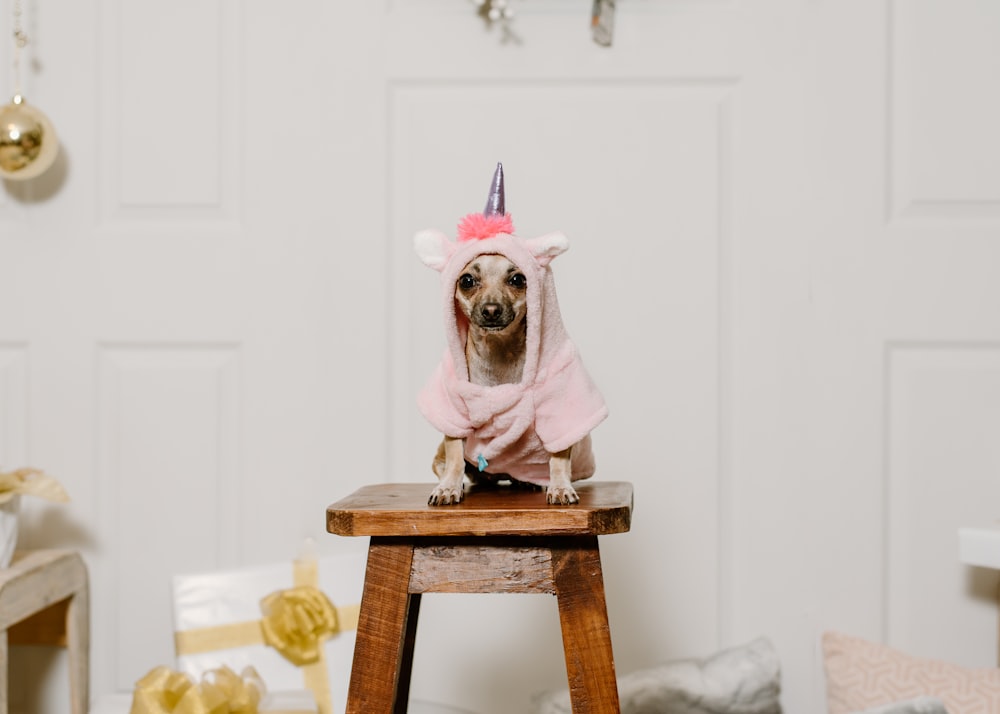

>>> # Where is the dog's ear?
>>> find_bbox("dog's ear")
[525,231,569,267]
[414,229,454,271]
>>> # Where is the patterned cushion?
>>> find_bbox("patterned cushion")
[823,631,1000,714]
[854,696,948,714]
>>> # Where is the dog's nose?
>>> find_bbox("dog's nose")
[481,303,502,321]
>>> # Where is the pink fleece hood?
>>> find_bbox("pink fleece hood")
[413,164,607,486]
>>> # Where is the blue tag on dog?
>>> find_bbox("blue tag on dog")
[477,454,488,471]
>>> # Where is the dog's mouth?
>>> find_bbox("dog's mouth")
[470,302,519,332]
[474,317,515,332]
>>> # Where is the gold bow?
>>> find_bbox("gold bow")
[0,467,69,505]
[259,586,339,666]
[130,665,264,714]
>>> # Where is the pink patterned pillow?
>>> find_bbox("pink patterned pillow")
[823,631,1000,714]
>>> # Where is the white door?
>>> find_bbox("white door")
[3,2,998,713]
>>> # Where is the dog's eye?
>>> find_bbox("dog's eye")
[507,273,526,289]
[458,274,478,290]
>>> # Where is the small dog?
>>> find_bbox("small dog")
[415,163,607,508]
[427,254,580,507]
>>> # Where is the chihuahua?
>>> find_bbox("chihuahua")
[427,253,580,507]
[416,164,606,508]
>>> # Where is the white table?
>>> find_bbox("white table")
[959,525,1000,665]
[0,550,89,714]
[959,525,1000,569]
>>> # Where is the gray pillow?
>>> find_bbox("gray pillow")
[532,636,782,714]
[852,697,949,714]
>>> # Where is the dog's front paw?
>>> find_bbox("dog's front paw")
[428,483,465,506]
[546,484,579,505]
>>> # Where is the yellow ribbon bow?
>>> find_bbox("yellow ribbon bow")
[259,586,339,667]
[130,665,264,714]
[0,467,69,504]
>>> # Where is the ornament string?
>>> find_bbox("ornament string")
[11,0,27,102]
[0,0,59,181]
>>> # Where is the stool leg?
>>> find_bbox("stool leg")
[394,592,421,714]
[347,539,418,714]
[552,537,621,714]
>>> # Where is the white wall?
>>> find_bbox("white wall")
[2,2,999,713]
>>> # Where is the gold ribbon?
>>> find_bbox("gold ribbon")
[0,467,69,505]
[130,665,264,714]
[291,559,333,714]
[260,585,338,667]
[173,559,359,714]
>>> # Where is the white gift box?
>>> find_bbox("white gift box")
[260,689,318,713]
[172,552,367,714]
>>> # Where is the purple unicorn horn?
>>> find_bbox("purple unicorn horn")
[483,162,505,216]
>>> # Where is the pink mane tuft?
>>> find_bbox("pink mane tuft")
[456,212,515,242]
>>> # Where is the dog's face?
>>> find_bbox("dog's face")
[454,254,527,334]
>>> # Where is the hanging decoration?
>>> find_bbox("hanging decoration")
[0,0,58,181]
[473,0,515,35]
[591,0,615,46]
[469,0,616,46]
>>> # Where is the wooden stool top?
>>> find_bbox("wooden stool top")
[327,481,633,538]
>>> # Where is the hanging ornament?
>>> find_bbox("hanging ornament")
[472,0,516,39]
[1,0,58,181]
[1,95,58,180]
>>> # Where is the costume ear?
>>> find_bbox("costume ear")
[414,229,454,271]
[524,231,569,267]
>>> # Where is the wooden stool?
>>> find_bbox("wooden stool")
[0,549,89,714]
[327,481,633,714]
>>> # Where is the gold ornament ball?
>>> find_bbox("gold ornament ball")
[0,96,59,181]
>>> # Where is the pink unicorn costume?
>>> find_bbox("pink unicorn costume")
[414,164,607,487]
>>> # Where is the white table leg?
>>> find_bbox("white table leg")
[67,585,90,714]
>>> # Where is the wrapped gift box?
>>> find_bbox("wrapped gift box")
[93,690,316,714]
[260,690,317,713]
[172,551,367,714]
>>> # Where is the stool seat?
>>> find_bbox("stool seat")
[327,481,633,537]
[327,481,633,714]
